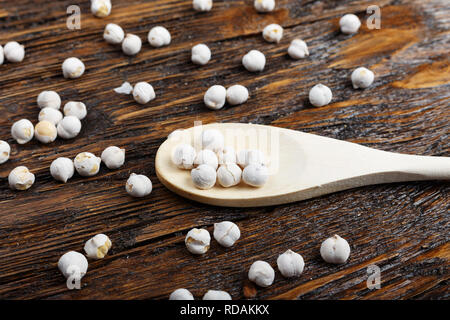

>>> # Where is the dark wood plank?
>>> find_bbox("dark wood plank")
[0,0,448,299]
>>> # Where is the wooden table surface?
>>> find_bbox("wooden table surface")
[0,0,448,300]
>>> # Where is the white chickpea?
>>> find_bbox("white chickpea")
[194,149,219,170]
[236,149,265,168]
[213,221,240,247]
[242,50,266,72]
[62,57,85,79]
[34,120,58,144]
[309,83,332,107]
[11,119,34,144]
[101,146,125,169]
[217,164,242,187]
[320,235,351,264]
[133,82,155,104]
[50,157,75,183]
[122,34,142,56]
[58,251,88,283]
[185,228,211,254]
[248,261,275,287]
[126,173,153,197]
[339,14,361,34]
[63,101,87,120]
[172,144,196,169]
[39,107,63,125]
[277,249,305,277]
[204,85,226,110]
[84,234,112,259]
[91,0,112,18]
[37,91,61,109]
[169,288,194,300]
[351,67,375,89]
[8,166,35,190]
[114,82,133,95]
[201,129,224,153]
[191,44,211,65]
[4,41,25,63]
[191,164,217,189]
[263,24,283,43]
[288,39,309,59]
[0,45,4,65]
[193,0,213,12]
[226,85,249,105]
[0,140,11,164]
[254,0,275,12]
[103,23,125,44]
[148,26,171,47]
[242,163,269,187]
[217,146,237,165]
[203,290,232,300]
[57,116,82,139]
[74,152,101,177]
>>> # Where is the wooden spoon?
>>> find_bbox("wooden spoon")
[155,123,450,207]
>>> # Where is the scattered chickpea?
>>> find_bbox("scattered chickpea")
[4,41,25,63]
[84,234,112,259]
[320,235,351,264]
[309,83,332,107]
[0,140,10,164]
[203,290,232,300]
[242,163,269,187]
[242,50,266,72]
[201,129,224,153]
[213,221,240,247]
[226,85,249,105]
[148,26,171,47]
[193,0,213,12]
[39,107,63,125]
[74,152,101,177]
[37,91,61,109]
[191,164,217,189]
[263,24,283,43]
[277,249,305,278]
[204,85,227,110]
[50,157,75,183]
[103,23,125,45]
[62,57,85,79]
[217,164,242,187]
[248,260,275,287]
[351,67,375,89]
[288,39,309,59]
[11,119,34,144]
[254,0,275,13]
[63,101,87,120]
[339,14,361,34]
[122,34,142,56]
[185,228,211,254]
[194,149,219,170]
[191,44,211,65]
[8,166,35,190]
[91,0,112,18]
[34,120,58,144]
[126,173,153,197]
[172,144,197,169]
[0,45,3,65]
[57,116,82,139]
[133,82,155,104]
[101,146,125,169]
[114,82,133,95]
[58,251,88,283]
[170,288,194,300]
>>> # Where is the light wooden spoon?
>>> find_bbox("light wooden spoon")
[155,123,450,207]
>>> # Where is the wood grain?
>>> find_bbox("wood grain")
[0,0,448,300]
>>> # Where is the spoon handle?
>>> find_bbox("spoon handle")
[386,153,450,181]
